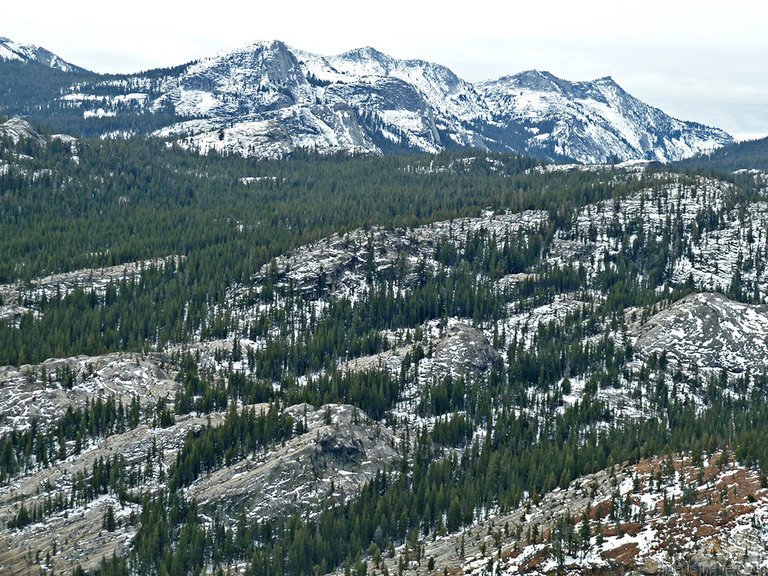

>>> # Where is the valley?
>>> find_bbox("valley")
[0,30,766,574]
[0,119,766,574]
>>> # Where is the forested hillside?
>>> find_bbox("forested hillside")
[1,120,768,576]
[0,60,92,119]
[678,135,768,172]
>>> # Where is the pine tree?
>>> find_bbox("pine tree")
[103,504,116,532]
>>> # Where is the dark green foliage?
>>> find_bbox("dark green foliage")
[103,505,117,531]
[285,370,401,421]
[0,395,139,483]
[431,413,472,447]
[0,60,94,118]
[2,124,767,576]
[81,369,768,576]
[678,136,768,172]
[167,402,294,491]
[0,138,585,364]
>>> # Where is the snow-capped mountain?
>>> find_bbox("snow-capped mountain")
[0,37,87,73]
[477,70,731,163]
[2,37,733,163]
[297,45,489,146]
[151,40,487,156]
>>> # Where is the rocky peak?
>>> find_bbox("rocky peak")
[0,117,45,146]
[504,69,563,91]
[185,39,306,91]
[336,46,392,69]
[190,403,400,520]
[478,68,732,163]
[635,292,768,375]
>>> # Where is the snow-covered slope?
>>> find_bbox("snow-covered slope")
[0,118,46,146]
[152,41,487,156]
[636,292,768,376]
[478,70,732,163]
[373,450,768,576]
[39,40,731,162]
[149,40,378,156]
[298,46,488,148]
[1,152,767,571]
[0,37,87,73]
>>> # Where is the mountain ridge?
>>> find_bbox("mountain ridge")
[0,36,733,163]
[0,36,88,73]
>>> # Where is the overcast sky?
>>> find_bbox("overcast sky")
[4,1,767,140]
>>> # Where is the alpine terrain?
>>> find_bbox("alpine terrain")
[0,38,732,163]
[0,33,766,576]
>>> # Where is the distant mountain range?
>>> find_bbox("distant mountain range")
[0,36,87,73]
[0,36,734,163]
